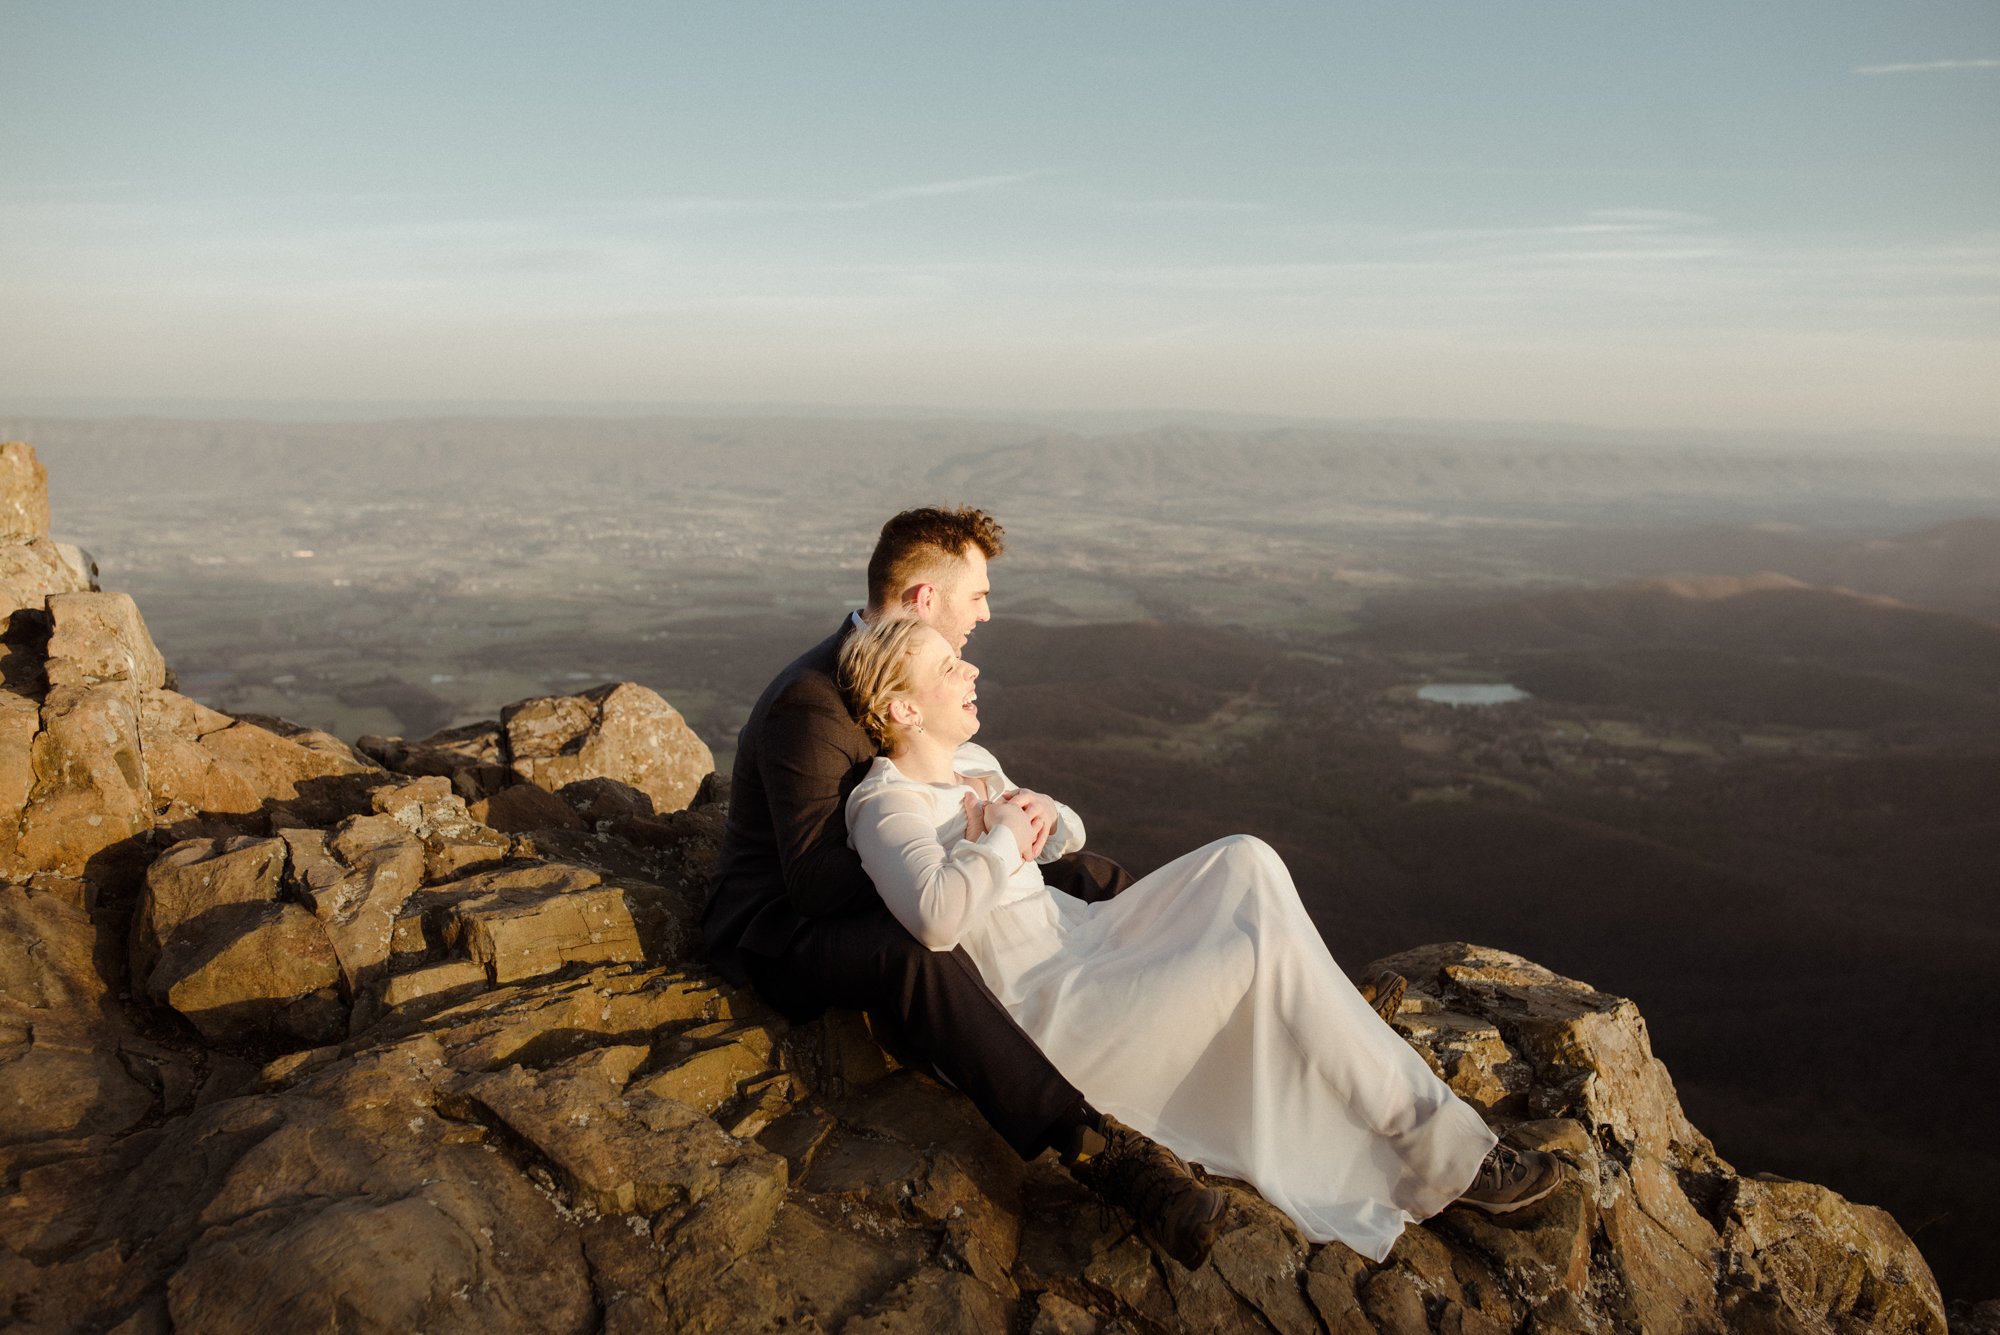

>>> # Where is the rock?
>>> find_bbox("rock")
[1207,1207,1320,1335]
[373,959,488,1022]
[358,719,505,778]
[1722,1174,1946,1334]
[193,714,378,823]
[1379,942,1719,1169]
[1,687,45,839]
[148,900,344,1046]
[471,781,588,833]
[9,684,152,883]
[282,817,426,1031]
[362,773,510,878]
[454,1044,788,1232]
[418,965,741,1074]
[503,682,713,815]
[0,540,94,637]
[138,691,270,824]
[51,542,97,591]
[42,592,168,697]
[845,1267,1009,1334]
[142,1045,600,1335]
[131,836,288,995]
[556,776,657,822]
[0,443,94,637]
[415,861,640,984]
[0,441,52,541]
[1031,1292,1101,1335]
[638,1027,783,1117]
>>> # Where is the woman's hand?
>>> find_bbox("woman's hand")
[1002,789,1057,859]
[981,798,1037,862]
[961,791,990,841]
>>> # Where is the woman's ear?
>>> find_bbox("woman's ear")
[886,697,920,729]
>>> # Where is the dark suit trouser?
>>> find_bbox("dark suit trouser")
[743,851,1134,1159]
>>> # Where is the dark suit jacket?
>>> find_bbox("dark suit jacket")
[703,619,877,982]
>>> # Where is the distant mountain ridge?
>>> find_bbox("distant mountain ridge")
[1363,571,2000,695]
[10,414,1998,520]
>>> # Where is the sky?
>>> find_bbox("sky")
[2,1,1996,436]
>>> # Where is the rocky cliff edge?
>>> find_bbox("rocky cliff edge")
[0,441,1965,1334]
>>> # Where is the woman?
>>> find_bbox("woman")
[838,616,1561,1264]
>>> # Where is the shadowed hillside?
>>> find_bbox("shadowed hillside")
[971,611,2000,1302]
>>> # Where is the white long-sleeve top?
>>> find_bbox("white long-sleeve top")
[844,742,1085,954]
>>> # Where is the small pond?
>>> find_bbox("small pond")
[1416,683,1531,707]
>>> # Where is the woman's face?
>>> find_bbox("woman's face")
[901,625,981,745]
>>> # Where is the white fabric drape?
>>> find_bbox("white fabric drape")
[847,743,1494,1260]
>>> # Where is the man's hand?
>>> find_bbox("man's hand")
[1002,789,1057,860]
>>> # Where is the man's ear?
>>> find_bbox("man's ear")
[903,583,935,618]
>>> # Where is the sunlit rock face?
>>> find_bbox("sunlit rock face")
[0,439,1953,1334]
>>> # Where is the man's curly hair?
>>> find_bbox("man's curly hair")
[865,506,1004,612]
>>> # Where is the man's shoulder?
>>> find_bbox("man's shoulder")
[763,623,850,710]
[741,620,868,753]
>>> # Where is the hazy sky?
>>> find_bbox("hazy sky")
[3,2,1996,434]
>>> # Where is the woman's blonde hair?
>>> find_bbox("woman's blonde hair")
[838,615,936,747]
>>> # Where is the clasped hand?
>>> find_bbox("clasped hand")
[960,787,1056,861]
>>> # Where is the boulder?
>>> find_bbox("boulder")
[193,715,378,822]
[148,900,345,1046]
[471,780,587,833]
[131,836,289,995]
[138,691,271,822]
[556,776,657,823]
[283,818,426,1028]
[503,682,713,815]
[43,592,168,697]
[454,1045,789,1222]
[7,684,151,882]
[0,443,94,637]
[363,773,510,879]
[0,882,161,1146]
[357,720,514,804]
[0,685,39,818]
[443,877,644,984]
[1374,942,1946,1335]
[0,441,51,541]
[1723,1174,1947,1335]
[0,545,93,637]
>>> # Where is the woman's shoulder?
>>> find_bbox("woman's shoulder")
[954,742,1005,777]
[849,756,944,811]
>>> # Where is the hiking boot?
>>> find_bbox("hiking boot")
[1455,1144,1565,1214]
[1070,1116,1228,1269]
[1360,969,1406,1024]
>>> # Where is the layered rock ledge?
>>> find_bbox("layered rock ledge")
[0,442,1962,1334]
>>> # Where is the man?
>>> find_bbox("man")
[704,506,1229,1269]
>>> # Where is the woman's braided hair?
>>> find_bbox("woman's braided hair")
[837,615,935,748]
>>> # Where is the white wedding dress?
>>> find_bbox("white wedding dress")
[845,743,1496,1261]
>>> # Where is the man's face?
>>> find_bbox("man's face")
[926,546,991,650]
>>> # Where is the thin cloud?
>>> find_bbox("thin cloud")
[850,173,1044,206]
[1111,199,1272,215]
[1852,58,2000,75]
[1589,208,1713,227]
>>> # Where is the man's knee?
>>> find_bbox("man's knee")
[868,932,971,995]
[1046,850,1134,903]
